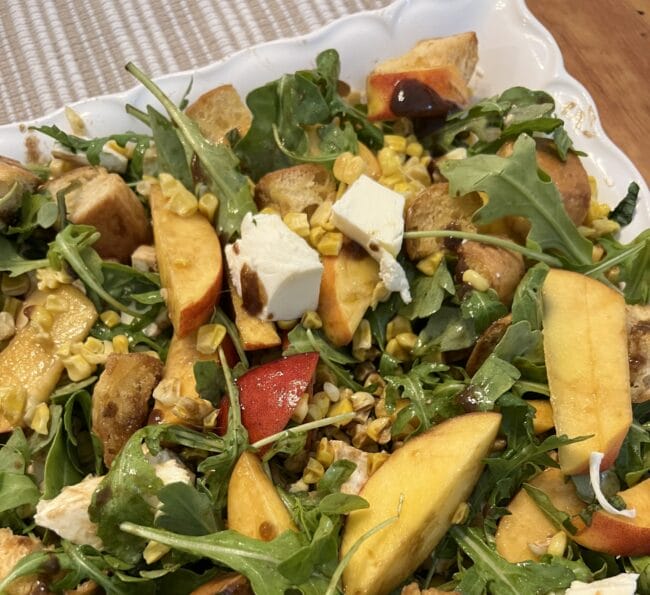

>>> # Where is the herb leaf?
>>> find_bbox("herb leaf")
[155,482,219,535]
[609,181,640,227]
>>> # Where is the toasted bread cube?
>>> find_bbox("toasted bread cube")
[0,528,43,595]
[628,304,650,403]
[45,166,151,262]
[186,84,252,145]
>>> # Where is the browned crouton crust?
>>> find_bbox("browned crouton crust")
[91,353,163,466]
[45,166,151,262]
[0,528,43,595]
[627,304,650,403]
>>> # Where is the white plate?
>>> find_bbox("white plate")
[0,0,647,241]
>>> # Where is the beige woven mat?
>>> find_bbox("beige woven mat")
[0,0,391,125]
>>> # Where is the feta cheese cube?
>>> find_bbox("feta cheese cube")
[565,573,639,595]
[332,175,411,303]
[225,213,323,321]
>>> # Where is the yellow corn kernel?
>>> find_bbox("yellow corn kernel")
[317,232,343,256]
[386,338,410,361]
[326,397,354,426]
[83,336,104,354]
[383,134,407,153]
[100,310,121,328]
[0,386,26,425]
[350,391,375,412]
[302,458,325,484]
[283,212,310,238]
[276,319,298,331]
[592,244,605,263]
[352,319,372,352]
[43,294,67,314]
[112,334,129,354]
[370,281,391,308]
[291,393,310,424]
[105,139,133,158]
[592,218,620,236]
[311,391,330,416]
[63,354,96,382]
[417,252,443,276]
[309,225,326,248]
[451,502,470,525]
[405,163,432,186]
[364,373,386,396]
[547,531,567,557]
[1,273,30,297]
[309,201,333,229]
[260,206,280,216]
[143,541,171,565]
[368,452,390,476]
[393,182,411,195]
[196,323,227,354]
[386,315,412,342]
[333,152,366,185]
[419,155,433,169]
[378,147,402,176]
[587,198,610,224]
[64,106,87,136]
[316,437,335,468]
[2,296,22,319]
[395,332,417,352]
[462,269,491,292]
[198,192,219,223]
[173,396,214,424]
[405,142,424,158]
[378,173,404,189]
[367,417,392,443]
[159,173,198,217]
[301,310,323,330]
[29,402,50,435]
[29,306,54,332]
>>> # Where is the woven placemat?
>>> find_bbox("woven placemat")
[0,0,391,124]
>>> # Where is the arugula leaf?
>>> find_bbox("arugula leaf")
[155,482,219,535]
[365,292,401,350]
[0,430,39,515]
[451,525,577,594]
[511,263,549,329]
[0,235,49,276]
[614,417,650,488]
[460,289,508,334]
[126,63,256,241]
[193,360,225,406]
[399,261,454,320]
[440,134,593,266]
[414,305,477,356]
[523,483,579,534]
[43,408,85,499]
[609,182,640,227]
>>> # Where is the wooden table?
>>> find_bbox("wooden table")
[527,0,650,185]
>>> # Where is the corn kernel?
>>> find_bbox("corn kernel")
[309,225,326,248]
[36,268,72,291]
[307,404,325,422]
[112,334,129,354]
[367,417,392,443]
[152,378,181,407]
[311,391,331,417]
[44,294,67,314]
[587,198,610,224]
[143,541,171,565]
[364,373,386,396]
[0,386,26,425]
[462,269,491,292]
[547,531,567,557]
[302,457,325,484]
[29,402,50,435]
[100,310,120,328]
[29,306,54,331]
[368,452,390,476]
[451,502,470,525]
[395,332,417,351]
[316,437,334,468]
[370,281,391,308]
[386,338,410,361]
[291,392,310,423]
[326,397,354,426]
[383,134,407,153]
[2,296,22,319]
[63,354,96,382]
[309,201,333,229]
[393,182,411,195]
[159,173,198,217]
[196,323,227,354]
[378,147,402,176]
[283,212,310,238]
[352,319,372,352]
[64,106,87,136]
[351,424,372,449]
[173,396,214,424]
[333,152,366,185]
[592,244,605,263]
[351,391,375,412]
[276,319,298,331]
[301,310,323,330]
[405,142,424,158]
[1,273,30,296]
[260,206,280,216]
[105,138,133,158]
[592,218,620,236]
[417,252,443,276]
[316,231,343,256]
[198,193,219,223]
[419,155,432,168]
[405,163,431,186]
[386,315,412,342]
[378,173,404,189]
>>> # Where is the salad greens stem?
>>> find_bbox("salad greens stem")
[125,104,150,126]
[583,238,647,277]
[251,413,356,450]
[403,230,564,267]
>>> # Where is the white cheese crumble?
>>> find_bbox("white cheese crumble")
[565,573,639,595]
[225,212,323,321]
[331,174,411,303]
[589,451,636,518]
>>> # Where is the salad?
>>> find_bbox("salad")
[0,26,649,595]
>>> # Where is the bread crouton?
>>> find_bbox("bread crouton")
[186,84,252,145]
[0,528,43,595]
[404,183,482,261]
[0,156,42,225]
[91,353,163,466]
[45,166,151,262]
[627,304,650,403]
[255,164,336,216]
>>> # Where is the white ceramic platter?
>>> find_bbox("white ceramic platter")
[0,0,647,242]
